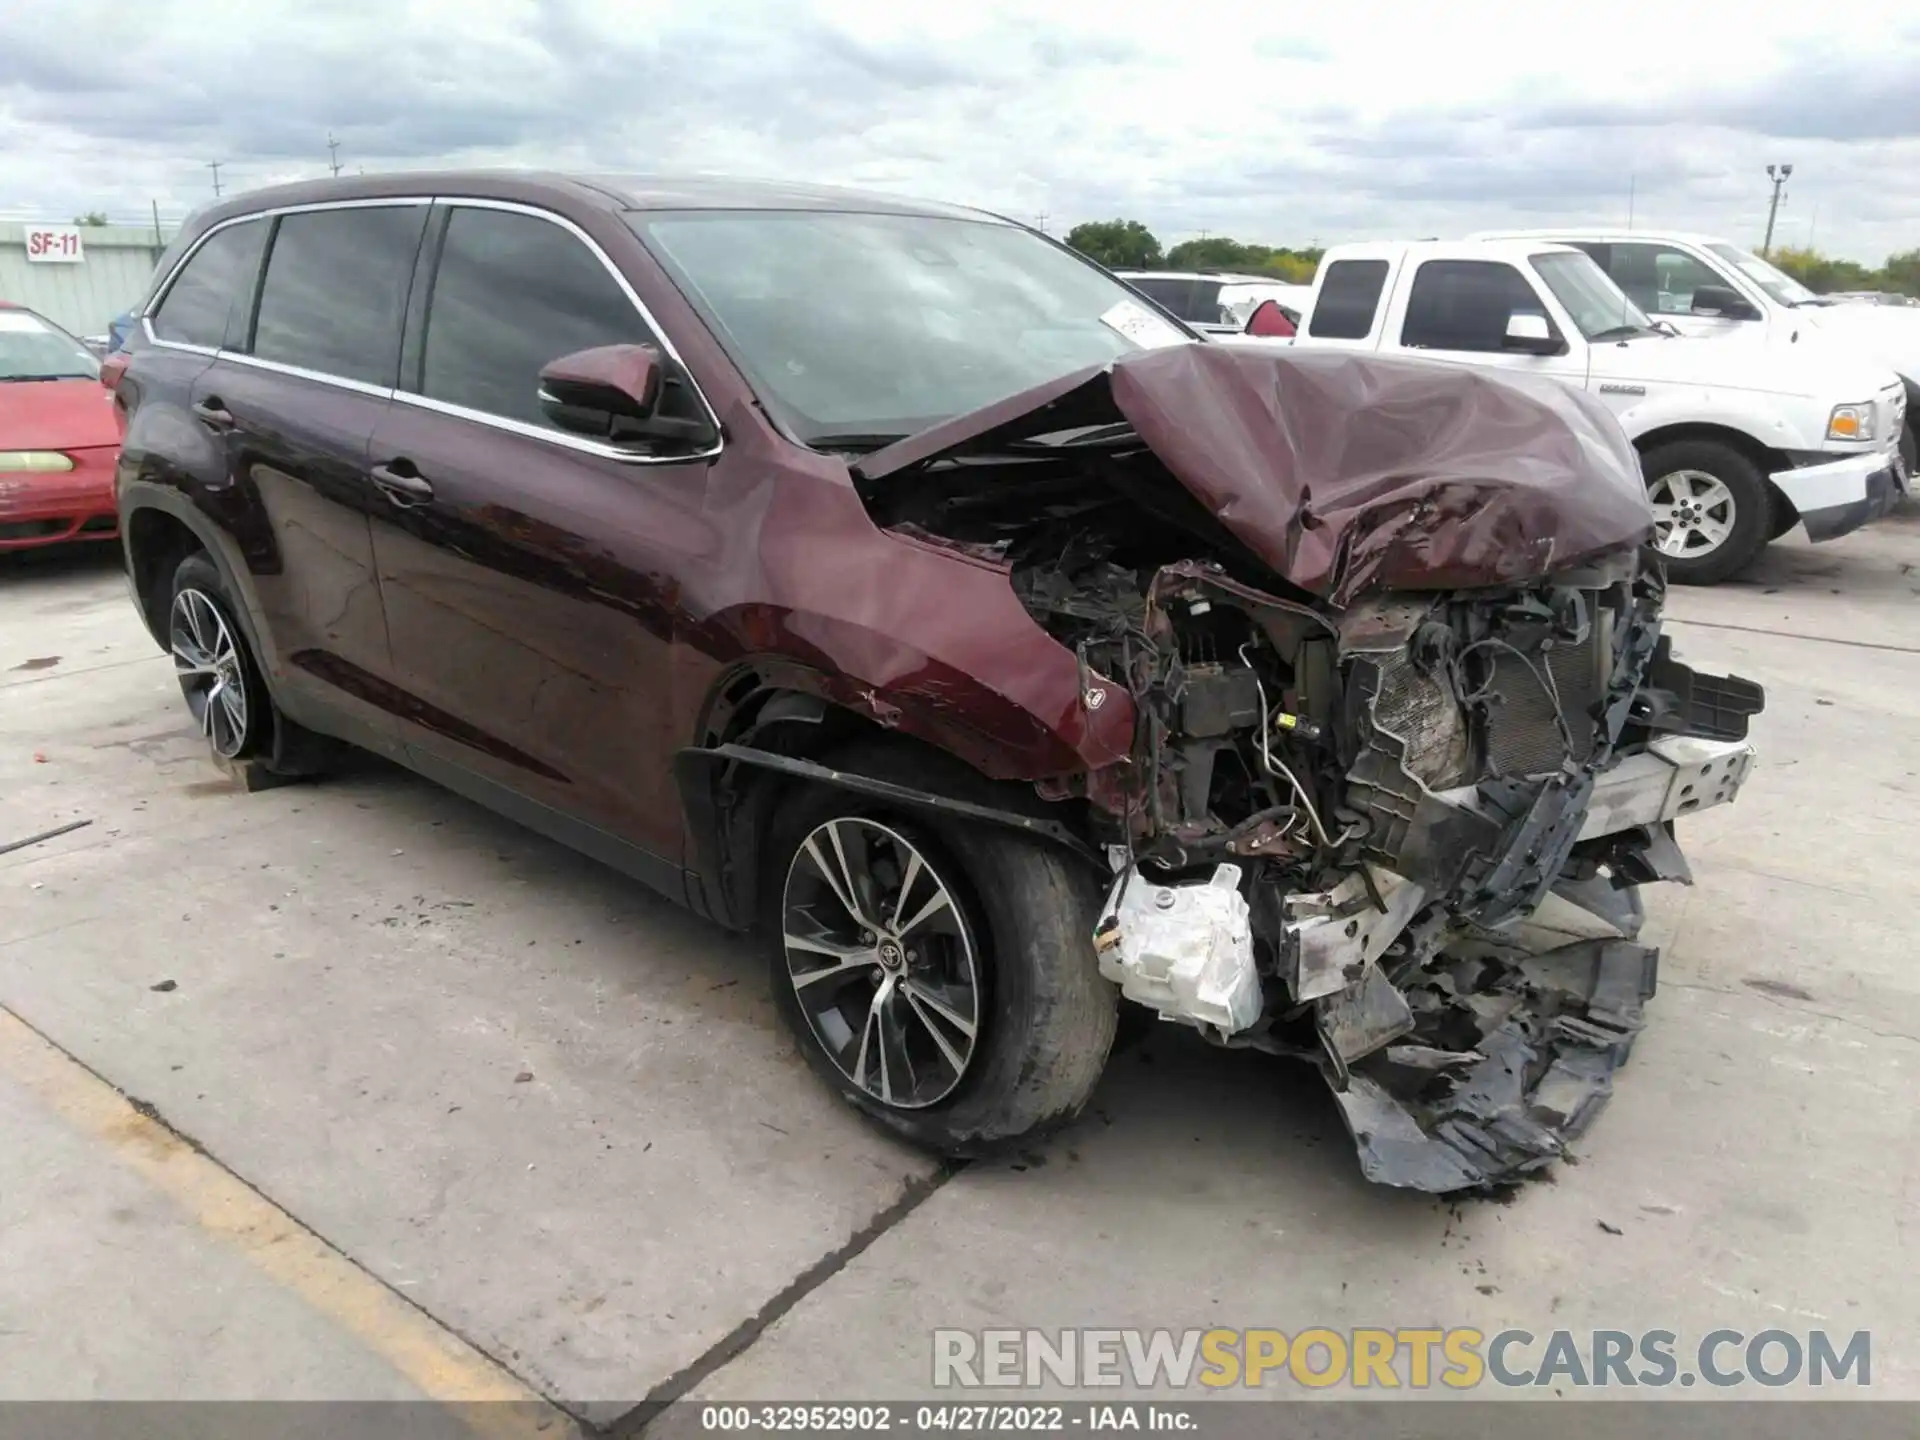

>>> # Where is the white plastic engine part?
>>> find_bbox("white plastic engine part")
[1094,863,1263,1035]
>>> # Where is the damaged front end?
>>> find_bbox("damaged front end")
[854,345,1765,1192]
[1074,559,1760,1192]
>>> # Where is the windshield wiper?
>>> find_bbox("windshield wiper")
[806,431,911,453]
[1007,421,1138,449]
[1589,325,1654,343]
[1,373,92,383]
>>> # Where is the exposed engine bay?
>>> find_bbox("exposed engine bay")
[864,439,1764,1192]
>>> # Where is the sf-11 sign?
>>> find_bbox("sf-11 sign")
[25,226,85,263]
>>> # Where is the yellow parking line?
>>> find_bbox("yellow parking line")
[0,1005,572,1440]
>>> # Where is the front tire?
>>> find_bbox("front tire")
[1640,439,1772,586]
[168,552,270,761]
[764,749,1117,1156]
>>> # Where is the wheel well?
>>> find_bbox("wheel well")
[125,507,204,648]
[681,678,1091,931]
[1633,422,1796,522]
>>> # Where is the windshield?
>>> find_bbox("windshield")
[1706,243,1818,307]
[0,309,100,381]
[1531,251,1656,340]
[630,210,1189,445]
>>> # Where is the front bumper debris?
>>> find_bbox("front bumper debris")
[1330,937,1659,1192]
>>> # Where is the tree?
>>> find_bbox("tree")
[1764,244,1919,297]
[1163,237,1323,283]
[1064,219,1163,270]
[72,211,109,227]
[1880,249,1920,297]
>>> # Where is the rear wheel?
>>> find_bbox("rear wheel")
[168,553,268,760]
[765,748,1117,1156]
[1640,440,1772,586]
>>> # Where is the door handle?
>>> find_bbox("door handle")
[369,462,434,507]
[192,398,234,430]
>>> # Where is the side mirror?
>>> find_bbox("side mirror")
[1690,285,1761,321]
[539,344,661,425]
[537,344,717,449]
[1503,311,1565,356]
[1244,299,1297,339]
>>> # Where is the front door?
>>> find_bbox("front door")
[365,202,719,869]
[1394,258,1591,390]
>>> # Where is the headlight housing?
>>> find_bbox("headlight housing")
[1826,403,1874,442]
[0,451,75,472]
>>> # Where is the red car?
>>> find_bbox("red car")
[0,302,120,550]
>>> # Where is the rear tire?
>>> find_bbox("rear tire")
[764,745,1117,1157]
[1639,439,1772,586]
[168,553,270,761]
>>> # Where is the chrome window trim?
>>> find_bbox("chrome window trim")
[222,351,397,400]
[138,193,724,468]
[412,197,724,465]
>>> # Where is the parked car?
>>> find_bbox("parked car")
[0,301,120,551]
[1114,269,1311,336]
[1472,229,1920,475]
[1827,291,1920,309]
[110,175,1762,1189]
[1294,239,1908,583]
[106,309,139,354]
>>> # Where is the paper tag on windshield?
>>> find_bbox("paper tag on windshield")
[0,312,47,333]
[1100,299,1187,350]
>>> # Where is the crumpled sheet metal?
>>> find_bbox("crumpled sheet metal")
[1110,345,1655,606]
[1329,937,1660,1193]
[856,344,1655,606]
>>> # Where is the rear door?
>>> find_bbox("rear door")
[200,201,430,743]
[365,201,719,872]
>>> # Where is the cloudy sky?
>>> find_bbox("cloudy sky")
[4,0,1918,262]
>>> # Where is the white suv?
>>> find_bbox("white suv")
[1115,270,1313,335]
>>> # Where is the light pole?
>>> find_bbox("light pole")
[1763,163,1793,254]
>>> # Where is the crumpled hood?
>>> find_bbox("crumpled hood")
[856,344,1654,606]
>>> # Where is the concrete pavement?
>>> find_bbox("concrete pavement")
[2,518,1915,1427]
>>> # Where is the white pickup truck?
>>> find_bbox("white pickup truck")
[1284,239,1908,583]
[1473,228,1920,476]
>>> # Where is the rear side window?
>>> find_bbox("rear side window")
[419,206,656,430]
[150,220,267,349]
[1400,260,1545,351]
[252,206,428,386]
[1306,260,1388,339]
[1126,277,1193,315]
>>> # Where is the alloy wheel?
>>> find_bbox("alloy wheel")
[781,817,981,1109]
[1648,468,1737,559]
[170,588,250,758]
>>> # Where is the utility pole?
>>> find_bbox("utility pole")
[1627,174,1636,229]
[1034,210,1049,234]
[327,132,342,177]
[207,160,224,197]
[151,199,163,249]
[1762,163,1793,254]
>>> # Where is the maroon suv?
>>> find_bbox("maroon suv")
[111,174,1763,1190]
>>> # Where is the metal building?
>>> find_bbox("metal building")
[0,222,178,340]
